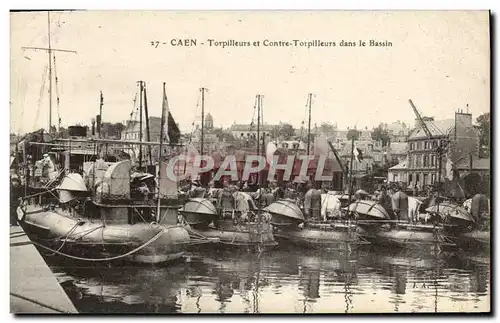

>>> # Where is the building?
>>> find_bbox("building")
[277,139,307,152]
[229,123,276,141]
[329,127,386,175]
[404,110,481,188]
[121,117,162,142]
[338,140,375,174]
[204,113,214,130]
[190,124,220,154]
[120,117,178,162]
[383,121,410,142]
[387,158,408,184]
[388,142,408,166]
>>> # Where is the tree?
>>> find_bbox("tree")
[371,124,391,147]
[319,122,336,135]
[101,122,125,139]
[475,112,490,147]
[278,123,295,140]
[346,129,360,141]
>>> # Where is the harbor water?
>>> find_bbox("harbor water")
[46,246,490,314]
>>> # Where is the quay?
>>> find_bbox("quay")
[10,226,77,314]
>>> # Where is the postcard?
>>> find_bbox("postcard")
[9,10,490,314]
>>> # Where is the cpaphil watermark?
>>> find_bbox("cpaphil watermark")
[162,154,335,182]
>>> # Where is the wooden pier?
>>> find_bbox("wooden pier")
[10,226,77,314]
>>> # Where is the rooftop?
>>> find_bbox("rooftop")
[390,142,408,155]
[389,158,408,170]
[230,123,276,132]
[455,157,490,170]
[408,118,455,140]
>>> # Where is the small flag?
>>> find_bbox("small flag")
[160,83,170,143]
[354,144,363,163]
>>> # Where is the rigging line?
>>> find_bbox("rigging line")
[128,85,139,125]
[250,96,257,130]
[33,64,49,130]
[53,53,61,128]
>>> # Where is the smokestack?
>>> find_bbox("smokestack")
[91,118,96,136]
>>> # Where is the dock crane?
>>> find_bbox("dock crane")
[408,99,449,189]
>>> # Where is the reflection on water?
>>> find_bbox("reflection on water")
[49,247,490,314]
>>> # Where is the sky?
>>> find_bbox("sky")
[10,10,490,135]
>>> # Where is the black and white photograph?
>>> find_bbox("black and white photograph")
[9,10,491,314]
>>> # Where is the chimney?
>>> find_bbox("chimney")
[455,109,472,127]
[96,114,102,137]
[91,119,96,136]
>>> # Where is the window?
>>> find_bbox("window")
[409,174,413,184]
[431,155,436,167]
[410,143,414,151]
[423,155,429,167]
[431,173,436,184]
[423,173,428,185]
[416,173,420,184]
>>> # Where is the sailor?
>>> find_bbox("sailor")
[304,182,321,220]
[137,182,150,201]
[309,185,322,220]
[234,190,249,223]
[470,193,489,229]
[41,153,55,179]
[391,185,409,222]
[190,180,207,198]
[10,177,21,226]
[274,182,285,200]
[378,186,393,216]
[217,181,235,219]
[263,185,275,207]
[413,183,419,197]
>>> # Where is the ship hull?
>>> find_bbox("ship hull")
[358,225,456,250]
[273,225,368,251]
[452,230,490,251]
[17,205,191,265]
[187,220,277,252]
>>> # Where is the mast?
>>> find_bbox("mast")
[256,94,263,213]
[138,81,143,169]
[157,82,167,222]
[261,95,265,164]
[22,12,76,135]
[98,91,103,138]
[48,12,53,134]
[347,135,355,216]
[307,93,312,156]
[200,87,206,156]
[256,94,261,186]
[143,82,152,165]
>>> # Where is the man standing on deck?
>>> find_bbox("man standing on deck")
[391,185,409,222]
[378,186,393,218]
[10,177,21,226]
